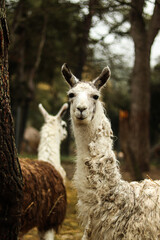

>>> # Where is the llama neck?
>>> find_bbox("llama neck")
[38,124,61,167]
[73,101,122,192]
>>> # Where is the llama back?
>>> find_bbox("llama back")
[38,123,59,164]
[19,158,67,235]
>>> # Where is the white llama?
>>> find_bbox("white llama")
[38,103,68,181]
[19,103,68,240]
[61,63,160,240]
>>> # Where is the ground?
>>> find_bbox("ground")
[22,161,160,240]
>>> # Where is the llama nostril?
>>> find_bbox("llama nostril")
[77,107,87,113]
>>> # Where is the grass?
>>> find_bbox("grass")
[18,153,37,160]
[61,155,76,163]
[19,153,75,163]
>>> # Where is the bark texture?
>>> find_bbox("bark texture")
[126,0,160,178]
[0,1,23,239]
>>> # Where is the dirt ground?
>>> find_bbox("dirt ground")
[22,161,160,240]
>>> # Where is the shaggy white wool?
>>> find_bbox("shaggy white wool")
[62,64,160,240]
[75,115,160,240]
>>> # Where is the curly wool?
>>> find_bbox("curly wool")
[74,114,160,240]
[19,158,67,238]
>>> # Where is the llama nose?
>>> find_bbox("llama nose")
[77,107,87,113]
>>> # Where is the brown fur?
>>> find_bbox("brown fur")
[19,158,67,236]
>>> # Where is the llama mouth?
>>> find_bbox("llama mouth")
[75,111,87,120]
[75,114,87,120]
[76,116,87,120]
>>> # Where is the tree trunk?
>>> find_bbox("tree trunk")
[76,0,98,78]
[129,44,150,172]
[127,0,160,178]
[0,1,23,239]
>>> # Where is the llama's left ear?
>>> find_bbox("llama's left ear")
[61,63,79,87]
[93,66,111,90]
[57,103,68,119]
[39,103,49,121]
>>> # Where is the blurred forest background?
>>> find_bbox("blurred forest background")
[6,0,160,180]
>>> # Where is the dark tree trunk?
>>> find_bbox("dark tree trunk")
[130,0,150,174]
[130,45,151,172]
[76,0,98,78]
[0,1,23,239]
[126,0,160,179]
[119,110,143,180]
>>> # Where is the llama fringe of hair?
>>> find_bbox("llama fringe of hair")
[75,117,160,240]
[19,158,67,238]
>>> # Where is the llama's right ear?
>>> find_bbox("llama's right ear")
[57,103,68,119]
[61,63,79,87]
[38,103,49,121]
[93,66,111,90]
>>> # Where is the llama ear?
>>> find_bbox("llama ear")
[57,103,68,119]
[61,63,79,87]
[93,66,111,90]
[38,103,49,121]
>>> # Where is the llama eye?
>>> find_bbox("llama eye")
[62,123,66,128]
[68,93,75,98]
[93,95,99,100]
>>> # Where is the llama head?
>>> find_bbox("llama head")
[61,63,111,125]
[39,103,68,140]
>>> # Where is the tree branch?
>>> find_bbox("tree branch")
[28,14,48,96]
[10,0,24,37]
[131,0,145,15]
[130,0,146,43]
[147,0,160,47]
